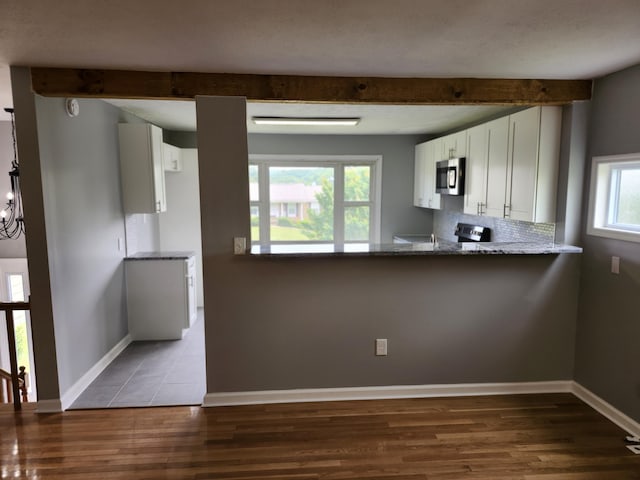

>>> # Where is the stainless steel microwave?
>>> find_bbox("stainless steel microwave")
[435,157,465,195]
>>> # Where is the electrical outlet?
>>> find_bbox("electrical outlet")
[611,256,620,274]
[233,237,246,255]
[375,338,388,356]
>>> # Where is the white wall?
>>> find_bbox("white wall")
[158,149,204,307]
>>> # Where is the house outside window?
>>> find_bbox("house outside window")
[587,152,640,242]
[249,155,381,246]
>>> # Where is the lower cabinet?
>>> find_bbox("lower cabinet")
[125,256,197,340]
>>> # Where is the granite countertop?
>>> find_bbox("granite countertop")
[125,251,196,260]
[250,241,582,257]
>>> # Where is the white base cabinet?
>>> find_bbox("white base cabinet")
[125,256,197,340]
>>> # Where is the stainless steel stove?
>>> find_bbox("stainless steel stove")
[454,223,491,242]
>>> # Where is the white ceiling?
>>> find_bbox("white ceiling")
[2,0,640,130]
[105,98,515,134]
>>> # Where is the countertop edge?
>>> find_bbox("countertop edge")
[125,251,196,260]
[249,243,583,258]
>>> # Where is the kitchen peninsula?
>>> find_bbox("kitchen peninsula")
[250,241,582,257]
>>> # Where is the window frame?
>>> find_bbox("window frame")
[587,152,640,243]
[249,154,382,247]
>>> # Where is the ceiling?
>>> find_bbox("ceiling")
[2,0,640,132]
[105,99,515,134]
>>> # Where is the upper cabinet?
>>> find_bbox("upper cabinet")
[162,142,183,172]
[118,123,167,214]
[505,106,562,223]
[461,106,562,223]
[413,138,441,209]
[483,116,511,218]
[463,123,489,216]
[441,130,467,160]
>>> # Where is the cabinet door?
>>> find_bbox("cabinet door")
[506,107,540,222]
[464,124,488,215]
[163,143,182,172]
[185,258,197,328]
[413,142,428,207]
[484,117,510,218]
[118,124,167,214]
[150,126,166,212]
[413,140,441,209]
[442,131,467,159]
[425,138,441,209]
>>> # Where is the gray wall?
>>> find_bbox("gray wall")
[34,96,129,395]
[0,120,27,257]
[198,97,580,395]
[575,63,640,421]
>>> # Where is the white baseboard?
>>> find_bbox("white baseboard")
[571,381,640,437]
[203,380,573,407]
[59,334,132,411]
[36,398,63,413]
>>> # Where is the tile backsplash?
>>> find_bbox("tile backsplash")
[433,209,555,243]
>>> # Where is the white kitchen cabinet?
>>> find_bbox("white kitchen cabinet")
[413,138,441,209]
[125,255,197,340]
[118,123,167,214]
[441,130,467,160]
[505,106,562,223]
[471,107,561,223]
[185,256,197,328]
[162,142,183,172]
[463,123,488,215]
[483,116,511,218]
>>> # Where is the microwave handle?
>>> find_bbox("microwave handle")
[448,168,457,188]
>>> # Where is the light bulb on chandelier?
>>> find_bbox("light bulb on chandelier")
[1,107,25,239]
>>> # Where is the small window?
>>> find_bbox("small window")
[588,153,640,242]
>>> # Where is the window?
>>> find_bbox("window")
[588,153,640,242]
[249,155,381,246]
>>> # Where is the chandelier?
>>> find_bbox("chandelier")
[1,108,25,239]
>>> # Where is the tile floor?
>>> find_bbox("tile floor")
[70,309,205,409]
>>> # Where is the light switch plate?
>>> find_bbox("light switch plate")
[233,237,246,255]
[375,338,388,356]
[611,256,620,274]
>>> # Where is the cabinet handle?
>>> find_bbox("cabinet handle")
[503,204,510,218]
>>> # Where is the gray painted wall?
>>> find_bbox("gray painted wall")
[33,96,129,395]
[198,97,580,395]
[0,120,27,257]
[575,63,640,421]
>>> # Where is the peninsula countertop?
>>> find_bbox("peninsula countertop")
[125,251,196,261]
[250,241,582,257]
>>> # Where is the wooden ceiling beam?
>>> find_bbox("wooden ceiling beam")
[30,68,592,105]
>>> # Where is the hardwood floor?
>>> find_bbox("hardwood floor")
[1,393,639,479]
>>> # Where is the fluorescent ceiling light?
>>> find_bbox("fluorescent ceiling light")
[252,117,360,126]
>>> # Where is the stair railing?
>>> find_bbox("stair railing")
[1,301,30,411]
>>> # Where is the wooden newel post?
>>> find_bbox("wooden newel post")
[5,309,21,411]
